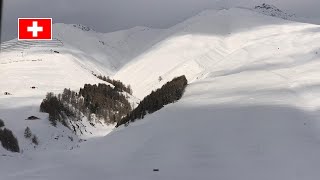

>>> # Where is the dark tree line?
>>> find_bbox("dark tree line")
[95,74,132,95]
[0,124,20,153]
[116,75,188,127]
[40,83,132,127]
[79,83,132,123]
[40,92,71,127]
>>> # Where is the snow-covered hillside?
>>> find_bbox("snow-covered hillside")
[1,4,320,180]
[53,24,164,73]
[115,7,320,100]
[0,51,113,154]
[0,24,155,153]
[1,24,164,74]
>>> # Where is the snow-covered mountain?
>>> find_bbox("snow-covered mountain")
[115,6,320,100]
[1,4,320,180]
[253,3,296,20]
[54,24,164,74]
[1,23,164,74]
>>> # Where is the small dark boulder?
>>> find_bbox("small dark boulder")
[26,116,40,120]
[31,86,37,89]
[4,92,11,95]
[54,51,60,53]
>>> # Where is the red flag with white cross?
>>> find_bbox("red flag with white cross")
[18,18,52,40]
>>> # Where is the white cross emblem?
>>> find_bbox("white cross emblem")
[27,21,43,37]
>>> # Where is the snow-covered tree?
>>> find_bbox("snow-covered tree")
[24,127,32,139]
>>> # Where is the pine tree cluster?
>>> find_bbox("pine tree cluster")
[79,83,132,123]
[40,83,132,127]
[116,75,188,127]
[24,127,39,146]
[95,75,132,95]
[40,92,71,127]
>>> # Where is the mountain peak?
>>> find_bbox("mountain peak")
[52,23,95,33]
[254,3,295,20]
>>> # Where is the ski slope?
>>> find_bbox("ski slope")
[1,5,320,180]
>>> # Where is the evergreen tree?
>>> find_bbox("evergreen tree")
[0,128,20,152]
[32,135,39,145]
[24,127,32,138]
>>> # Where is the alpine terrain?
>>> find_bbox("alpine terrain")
[1,4,320,180]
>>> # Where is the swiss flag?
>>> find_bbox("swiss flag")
[18,18,52,40]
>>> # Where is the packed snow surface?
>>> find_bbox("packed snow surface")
[1,6,320,180]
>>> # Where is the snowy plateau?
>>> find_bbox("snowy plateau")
[1,4,320,180]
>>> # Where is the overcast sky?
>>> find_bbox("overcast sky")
[2,0,320,41]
